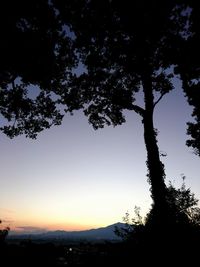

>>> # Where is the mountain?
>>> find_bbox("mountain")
[9,223,126,241]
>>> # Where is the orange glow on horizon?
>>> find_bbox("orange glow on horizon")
[6,218,109,233]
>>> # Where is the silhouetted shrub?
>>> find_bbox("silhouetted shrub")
[115,179,200,264]
[146,178,200,231]
[0,220,10,245]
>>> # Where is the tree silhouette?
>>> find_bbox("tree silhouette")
[1,1,199,227]
[174,1,200,156]
[0,0,75,138]
[0,220,10,245]
[53,0,198,226]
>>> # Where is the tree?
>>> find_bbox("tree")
[52,0,197,226]
[0,1,199,227]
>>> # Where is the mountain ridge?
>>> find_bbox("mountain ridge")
[9,222,126,241]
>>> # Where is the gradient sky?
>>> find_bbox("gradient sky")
[0,83,200,233]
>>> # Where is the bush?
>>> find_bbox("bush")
[0,220,10,245]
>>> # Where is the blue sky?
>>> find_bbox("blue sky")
[0,85,200,233]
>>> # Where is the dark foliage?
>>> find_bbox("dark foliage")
[116,180,200,237]
[174,1,200,156]
[115,181,200,264]
[0,0,76,138]
[0,220,10,246]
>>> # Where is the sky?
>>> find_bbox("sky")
[0,84,200,234]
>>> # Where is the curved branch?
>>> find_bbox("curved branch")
[153,92,167,109]
[130,104,145,117]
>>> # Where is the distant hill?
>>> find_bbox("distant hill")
[9,222,126,241]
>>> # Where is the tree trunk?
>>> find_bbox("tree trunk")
[143,112,167,209]
[142,71,168,226]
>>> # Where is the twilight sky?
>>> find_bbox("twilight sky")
[0,83,200,233]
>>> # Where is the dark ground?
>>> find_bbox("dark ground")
[1,231,199,267]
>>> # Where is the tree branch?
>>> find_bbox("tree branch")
[131,104,145,117]
[153,92,167,109]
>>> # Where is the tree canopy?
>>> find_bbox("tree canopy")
[0,0,199,148]
[174,1,200,156]
[0,0,76,138]
[53,0,199,145]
